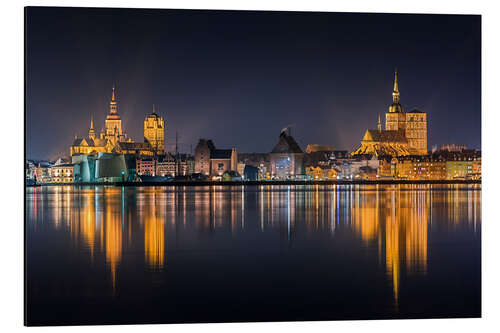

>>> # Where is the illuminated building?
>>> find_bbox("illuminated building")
[376,149,481,180]
[352,70,428,157]
[113,142,153,156]
[472,157,481,179]
[437,149,481,180]
[194,139,238,176]
[237,153,271,180]
[305,166,338,180]
[144,105,165,154]
[70,116,111,156]
[26,160,36,182]
[305,144,335,154]
[136,158,156,176]
[221,170,242,181]
[446,160,474,180]
[70,86,154,157]
[405,110,427,155]
[377,157,397,179]
[33,162,52,183]
[104,85,126,144]
[351,127,410,157]
[440,144,467,152]
[378,155,447,180]
[48,162,74,183]
[136,153,195,177]
[337,156,379,179]
[269,130,304,179]
[210,148,238,177]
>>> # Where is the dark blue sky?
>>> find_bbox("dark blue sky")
[26,7,481,160]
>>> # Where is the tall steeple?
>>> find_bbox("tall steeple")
[89,115,96,139]
[377,114,382,131]
[388,68,403,113]
[109,84,118,115]
[392,68,400,103]
[105,83,123,140]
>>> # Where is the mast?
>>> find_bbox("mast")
[175,131,179,176]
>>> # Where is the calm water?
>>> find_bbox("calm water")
[25,184,481,325]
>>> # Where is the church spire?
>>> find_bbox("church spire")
[109,85,118,115]
[152,104,156,114]
[392,68,400,103]
[88,114,96,139]
[377,114,382,131]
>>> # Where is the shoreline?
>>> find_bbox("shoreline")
[26,179,481,187]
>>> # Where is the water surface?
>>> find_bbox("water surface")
[25,184,481,325]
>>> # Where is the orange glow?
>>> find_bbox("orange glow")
[144,207,165,269]
[105,204,122,290]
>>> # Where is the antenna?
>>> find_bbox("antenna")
[175,131,178,156]
[175,131,179,176]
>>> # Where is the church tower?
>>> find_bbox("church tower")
[385,69,406,132]
[88,115,96,140]
[144,104,165,154]
[105,85,124,144]
[405,109,427,155]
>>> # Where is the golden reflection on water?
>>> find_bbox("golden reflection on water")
[27,184,480,301]
[143,193,165,269]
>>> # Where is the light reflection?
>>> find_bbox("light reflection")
[144,201,165,269]
[104,188,123,290]
[26,184,480,304]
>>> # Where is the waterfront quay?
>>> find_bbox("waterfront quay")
[27,179,481,187]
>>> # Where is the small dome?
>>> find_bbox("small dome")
[388,102,403,113]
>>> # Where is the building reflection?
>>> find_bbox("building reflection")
[351,185,429,302]
[77,188,97,259]
[26,184,480,301]
[143,192,165,269]
[66,187,125,290]
[103,187,123,290]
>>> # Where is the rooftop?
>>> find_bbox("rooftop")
[271,132,303,154]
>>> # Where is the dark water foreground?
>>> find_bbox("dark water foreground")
[25,184,481,326]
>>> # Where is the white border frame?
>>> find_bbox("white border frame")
[3,1,499,332]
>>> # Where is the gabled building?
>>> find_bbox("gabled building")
[194,139,237,176]
[210,148,238,177]
[269,131,304,179]
[352,128,410,157]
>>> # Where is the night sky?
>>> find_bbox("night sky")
[26,7,481,160]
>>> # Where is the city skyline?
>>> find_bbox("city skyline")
[26,8,481,160]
